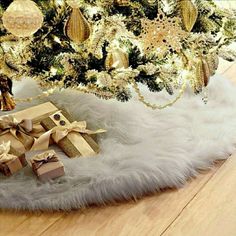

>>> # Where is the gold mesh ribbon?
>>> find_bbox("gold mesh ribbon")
[32,121,106,151]
[0,141,17,164]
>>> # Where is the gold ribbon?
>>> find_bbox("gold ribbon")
[0,115,34,149]
[0,141,17,164]
[0,115,43,150]
[32,121,106,151]
[31,150,58,170]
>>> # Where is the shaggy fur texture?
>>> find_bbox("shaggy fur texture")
[0,76,236,211]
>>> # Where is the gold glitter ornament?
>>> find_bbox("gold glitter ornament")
[180,0,198,32]
[65,4,91,44]
[201,53,219,86]
[2,0,44,38]
[194,59,204,93]
[138,11,189,58]
[105,48,129,70]
[194,55,216,91]
[206,52,219,76]
[202,59,211,86]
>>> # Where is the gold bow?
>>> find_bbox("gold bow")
[31,150,58,170]
[32,121,106,151]
[0,115,35,150]
[0,141,17,164]
[0,115,45,150]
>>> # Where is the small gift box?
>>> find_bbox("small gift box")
[0,142,27,176]
[40,111,106,158]
[31,150,65,181]
[10,146,27,167]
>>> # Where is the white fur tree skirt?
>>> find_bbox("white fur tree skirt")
[0,75,236,211]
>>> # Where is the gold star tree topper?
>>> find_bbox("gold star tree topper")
[138,11,189,58]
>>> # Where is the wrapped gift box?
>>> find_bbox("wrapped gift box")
[10,146,27,167]
[31,150,65,181]
[0,102,59,152]
[0,143,27,176]
[0,156,24,176]
[41,111,100,158]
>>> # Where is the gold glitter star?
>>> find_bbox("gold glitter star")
[138,11,189,58]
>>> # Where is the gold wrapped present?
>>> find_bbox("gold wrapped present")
[0,142,27,176]
[40,111,106,158]
[0,102,59,152]
[31,150,65,181]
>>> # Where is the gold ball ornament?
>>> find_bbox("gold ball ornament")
[105,48,129,70]
[2,0,44,38]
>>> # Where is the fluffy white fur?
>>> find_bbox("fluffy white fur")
[0,75,236,211]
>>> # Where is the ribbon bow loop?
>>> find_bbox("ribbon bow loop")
[0,115,36,150]
[32,150,58,170]
[52,121,106,143]
[31,120,106,151]
[0,115,33,134]
[0,141,16,164]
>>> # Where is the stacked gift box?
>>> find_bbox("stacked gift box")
[0,102,106,181]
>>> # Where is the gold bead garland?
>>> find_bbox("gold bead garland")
[131,79,187,110]
[15,88,56,103]
[14,75,187,110]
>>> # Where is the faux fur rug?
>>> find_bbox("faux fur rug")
[0,75,236,211]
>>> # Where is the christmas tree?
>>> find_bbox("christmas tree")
[0,0,236,111]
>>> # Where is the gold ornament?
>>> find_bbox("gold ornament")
[147,0,157,5]
[105,48,129,70]
[115,0,130,6]
[2,0,44,37]
[194,59,204,93]
[138,11,189,58]
[180,0,198,32]
[201,53,219,86]
[194,53,218,91]
[206,52,219,76]
[65,6,91,44]
[202,59,211,86]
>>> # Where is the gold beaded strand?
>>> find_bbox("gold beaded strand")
[132,79,187,110]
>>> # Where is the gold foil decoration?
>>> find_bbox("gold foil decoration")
[65,5,91,44]
[105,48,129,70]
[180,0,198,32]
[2,0,44,37]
